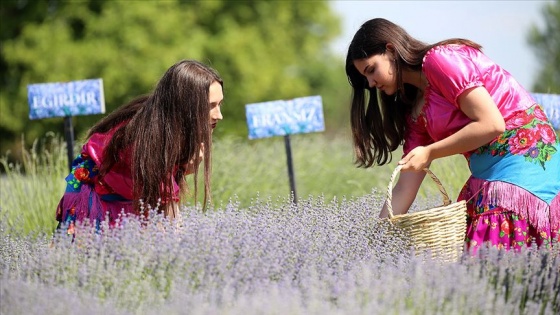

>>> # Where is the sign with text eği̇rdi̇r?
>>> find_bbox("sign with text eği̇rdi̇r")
[245,95,325,139]
[27,78,105,172]
[27,78,105,120]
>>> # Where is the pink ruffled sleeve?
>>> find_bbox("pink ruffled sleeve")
[423,45,484,108]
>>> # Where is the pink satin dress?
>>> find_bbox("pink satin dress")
[56,124,181,233]
[404,44,560,254]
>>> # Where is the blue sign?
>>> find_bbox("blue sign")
[532,93,559,130]
[27,79,105,120]
[246,95,325,139]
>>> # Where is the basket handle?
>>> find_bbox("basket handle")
[386,165,452,219]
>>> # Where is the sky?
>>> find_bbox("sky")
[329,0,552,91]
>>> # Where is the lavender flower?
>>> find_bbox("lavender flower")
[1,193,558,315]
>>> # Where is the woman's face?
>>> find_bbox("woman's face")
[353,52,397,95]
[208,81,224,133]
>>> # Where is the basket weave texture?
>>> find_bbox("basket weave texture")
[386,165,467,262]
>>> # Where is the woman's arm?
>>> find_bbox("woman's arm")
[379,170,426,218]
[399,86,505,171]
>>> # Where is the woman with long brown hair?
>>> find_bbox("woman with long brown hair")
[346,18,559,253]
[56,60,224,233]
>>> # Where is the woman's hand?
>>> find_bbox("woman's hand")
[399,146,431,171]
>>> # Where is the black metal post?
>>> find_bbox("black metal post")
[63,116,75,172]
[283,134,297,203]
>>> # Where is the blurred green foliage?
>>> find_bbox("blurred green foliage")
[528,0,560,93]
[0,0,350,161]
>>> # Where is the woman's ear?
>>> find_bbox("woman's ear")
[385,43,397,60]
[386,43,395,54]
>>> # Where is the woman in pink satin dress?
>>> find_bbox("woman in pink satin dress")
[56,60,224,234]
[345,18,559,254]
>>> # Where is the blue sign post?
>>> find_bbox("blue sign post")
[246,95,325,203]
[27,79,105,171]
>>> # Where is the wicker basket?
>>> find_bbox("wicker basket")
[386,165,467,262]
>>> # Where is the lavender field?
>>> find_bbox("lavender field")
[1,134,559,314]
[2,197,559,315]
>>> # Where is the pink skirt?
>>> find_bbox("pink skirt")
[459,181,559,255]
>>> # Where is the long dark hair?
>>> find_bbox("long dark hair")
[88,60,223,212]
[345,18,481,167]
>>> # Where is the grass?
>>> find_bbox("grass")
[1,132,470,236]
[211,134,470,207]
[0,133,69,235]
[0,132,558,315]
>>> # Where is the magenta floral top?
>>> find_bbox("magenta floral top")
[403,44,536,156]
[56,123,182,228]
[401,44,560,250]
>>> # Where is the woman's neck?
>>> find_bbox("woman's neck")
[402,70,428,91]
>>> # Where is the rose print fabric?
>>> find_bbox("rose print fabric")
[404,44,560,254]
[463,199,557,253]
[459,104,560,254]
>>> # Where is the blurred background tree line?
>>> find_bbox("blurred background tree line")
[0,0,348,162]
[528,0,560,94]
[0,0,559,164]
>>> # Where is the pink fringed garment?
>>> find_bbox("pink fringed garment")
[403,44,560,253]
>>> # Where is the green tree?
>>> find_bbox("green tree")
[528,0,560,93]
[0,0,348,161]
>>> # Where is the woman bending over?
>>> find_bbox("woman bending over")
[345,18,559,253]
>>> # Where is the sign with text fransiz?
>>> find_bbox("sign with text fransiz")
[245,95,325,139]
[27,78,105,120]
